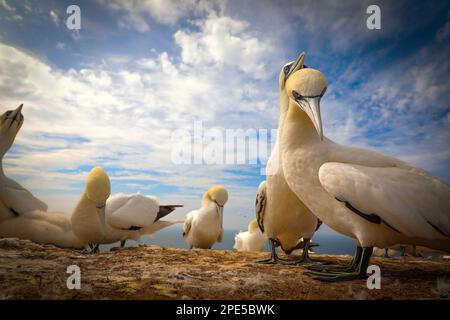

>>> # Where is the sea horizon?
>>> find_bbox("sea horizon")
[100,225,357,255]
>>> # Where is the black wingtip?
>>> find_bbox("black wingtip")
[156,205,183,221]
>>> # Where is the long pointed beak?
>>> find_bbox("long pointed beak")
[8,104,23,127]
[96,204,107,233]
[286,52,305,79]
[216,204,224,227]
[295,96,323,140]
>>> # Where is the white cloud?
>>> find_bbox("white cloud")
[0,0,15,12]
[174,14,274,79]
[56,42,66,50]
[99,0,217,31]
[49,10,59,26]
[0,39,276,229]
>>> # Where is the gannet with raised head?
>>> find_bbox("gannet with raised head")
[256,53,323,264]
[0,105,47,224]
[279,55,450,281]
[234,218,266,252]
[103,193,183,247]
[71,166,111,253]
[183,186,228,249]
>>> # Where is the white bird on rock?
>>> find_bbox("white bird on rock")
[104,193,184,247]
[234,218,266,252]
[279,54,450,281]
[183,186,228,249]
[0,166,109,250]
[0,105,47,224]
[71,169,184,252]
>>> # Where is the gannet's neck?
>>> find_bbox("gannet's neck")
[282,101,321,146]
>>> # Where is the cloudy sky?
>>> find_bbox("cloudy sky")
[0,0,449,233]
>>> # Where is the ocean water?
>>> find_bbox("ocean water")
[100,225,356,255]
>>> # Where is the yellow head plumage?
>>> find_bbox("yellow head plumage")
[285,68,328,99]
[248,218,260,233]
[285,68,328,140]
[205,185,228,206]
[85,166,111,206]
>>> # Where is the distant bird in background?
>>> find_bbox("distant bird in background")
[279,54,450,282]
[183,186,228,249]
[234,218,266,252]
[0,105,48,224]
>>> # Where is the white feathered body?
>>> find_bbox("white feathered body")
[183,202,223,249]
[0,210,85,248]
[263,140,319,252]
[0,174,48,223]
[234,228,266,252]
[102,193,182,244]
[281,108,450,252]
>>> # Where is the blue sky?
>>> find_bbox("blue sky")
[0,0,449,232]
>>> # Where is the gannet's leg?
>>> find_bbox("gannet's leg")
[120,240,126,248]
[91,244,100,253]
[304,247,373,282]
[306,246,362,272]
[400,246,406,257]
[277,239,331,265]
[384,248,389,258]
[256,239,282,264]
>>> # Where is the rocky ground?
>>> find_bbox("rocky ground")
[0,238,449,300]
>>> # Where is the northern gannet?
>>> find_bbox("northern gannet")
[279,57,450,281]
[256,53,323,264]
[71,175,183,249]
[0,105,48,224]
[71,166,111,253]
[103,193,184,247]
[183,186,228,249]
[233,218,266,252]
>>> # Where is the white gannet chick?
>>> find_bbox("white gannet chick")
[183,185,228,249]
[0,104,48,223]
[279,57,450,281]
[71,166,111,253]
[256,53,324,265]
[234,218,266,252]
[103,193,183,247]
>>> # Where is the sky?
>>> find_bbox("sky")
[0,0,449,233]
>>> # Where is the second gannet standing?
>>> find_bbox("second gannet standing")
[234,218,266,252]
[279,61,450,281]
[183,186,228,249]
[0,105,48,224]
[256,53,322,264]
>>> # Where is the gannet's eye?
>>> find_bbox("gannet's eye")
[292,90,303,100]
[5,111,12,117]
[283,64,291,74]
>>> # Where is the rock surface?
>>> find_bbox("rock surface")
[0,238,449,300]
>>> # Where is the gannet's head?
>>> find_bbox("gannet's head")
[0,104,24,156]
[206,185,228,207]
[85,166,111,207]
[286,68,328,140]
[248,218,260,233]
[279,52,306,93]
[204,185,228,227]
